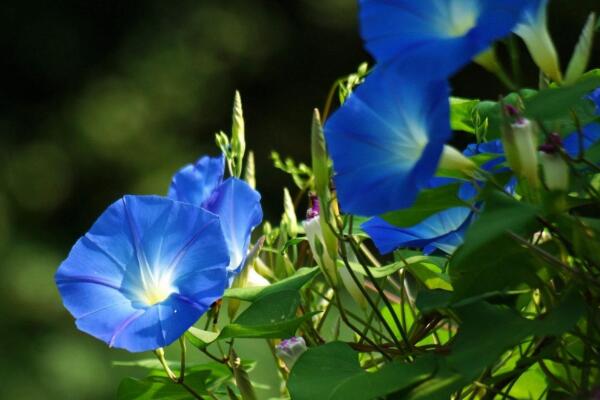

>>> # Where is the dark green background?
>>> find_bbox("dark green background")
[0,1,598,399]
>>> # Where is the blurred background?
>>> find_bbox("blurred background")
[0,0,598,399]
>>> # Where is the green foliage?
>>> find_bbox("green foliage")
[44,3,600,399]
[449,191,542,300]
[224,267,320,302]
[381,183,466,227]
[524,71,600,129]
[117,363,237,400]
[288,342,436,400]
[271,152,313,190]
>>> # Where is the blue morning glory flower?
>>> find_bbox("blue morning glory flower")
[55,195,230,352]
[168,154,263,280]
[588,88,600,114]
[362,206,473,255]
[562,123,600,157]
[324,66,453,216]
[359,0,533,78]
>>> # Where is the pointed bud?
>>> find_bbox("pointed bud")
[282,188,298,238]
[231,91,246,177]
[311,109,329,204]
[502,117,541,188]
[275,337,307,369]
[303,202,338,285]
[244,150,256,189]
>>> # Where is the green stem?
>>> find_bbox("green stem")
[154,348,177,381]
[154,347,204,400]
[321,263,393,359]
[346,230,411,349]
[178,337,186,383]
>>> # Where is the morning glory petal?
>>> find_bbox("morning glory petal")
[168,154,226,206]
[359,0,532,78]
[563,123,600,157]
[202,178,263,279]
[55,195,229,352]
[362,207,473,255]
[325,66,451,216]
[589,88,600,113]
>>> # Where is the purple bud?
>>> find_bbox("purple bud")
[539,133,563,154]
[306,193,320,220]
[504,104,520,117]
[275,336,307,368]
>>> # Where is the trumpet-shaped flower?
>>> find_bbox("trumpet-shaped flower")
[55,195,230,352]
[325,66,453,216]
[362,206,473,255]
[359,0,533,78]
[169,154,263,280]
[514,0,562,82]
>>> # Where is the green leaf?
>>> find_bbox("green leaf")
[288,342,437,400]
[403,358,466,400]
[565,13,596,85]
[407,260,452,291]
[117,364,234,400]
[450,97,479,133]
[288,342,363,400]
[451,290,584,378]
[524,71,600,133]
[449,191,542,300]
[281,237,307,254]
[559,215,600,266]
[234,289,299,325]
[329,356,436,400]
[188,291,315,345]
[118,377,192,400]
[185,328,220,350]
[223,267,319,302]
[409,291,583,399]
[219,313,317,339]
[381,184,465,228]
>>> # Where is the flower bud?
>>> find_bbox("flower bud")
[231,91,246,177]
[539,134,569,192]
[501,117,540,188]
[338,244,368,310]
[303,195,337,284]
[275,337,307,369]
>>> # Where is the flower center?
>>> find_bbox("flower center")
[442,2,479,38]
[139,271,175,306]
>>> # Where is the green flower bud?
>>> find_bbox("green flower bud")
[502,117,541,188]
